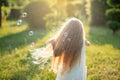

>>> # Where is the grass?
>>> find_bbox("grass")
[0,21,120,80]
[0,21,56,80]
[86,26,120,80]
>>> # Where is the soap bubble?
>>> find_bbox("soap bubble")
[22,12,27,18]
[17,19,22,26]
[29,31,34,36]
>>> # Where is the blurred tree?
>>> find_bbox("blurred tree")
[84,0,91,21]
[107,0,120,7]
[7,8,22,20]
[0,1,1,27]
[8,0,30,7]
[52,0,67,21]
[24,1,51,29]
[106,20,120,34]
[66,3,76,17]
[90,0,108,26]
[106,0,120,34]
[7,0,30,20]
[0,0,9,27]
[66,0,89,21]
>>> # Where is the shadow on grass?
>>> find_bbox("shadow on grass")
[88,26,120,49]
[0,29,48,54]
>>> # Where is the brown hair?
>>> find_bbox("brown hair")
[50,18,84,75]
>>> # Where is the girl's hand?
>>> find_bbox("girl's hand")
[85,40,90,46]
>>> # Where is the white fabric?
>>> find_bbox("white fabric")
[56,41,87,80]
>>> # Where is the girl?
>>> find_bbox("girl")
[49,18,90,80]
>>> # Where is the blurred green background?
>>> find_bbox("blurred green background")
[0,0,120,80]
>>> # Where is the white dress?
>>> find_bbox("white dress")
[56,42,87,80]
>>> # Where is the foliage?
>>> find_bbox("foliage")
[106,9,120,22]
[66,3,76,17]
[1,0,9,7]
[106,0,120,33]
[1,0,9,27]
[24,1,51,29]
[107,0,120,7]
[90,0,108,26]
[106,21,120,33]
[66,2,86,19]
[7,8,22,20]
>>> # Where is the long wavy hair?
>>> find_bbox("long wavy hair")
[50,18,85,75]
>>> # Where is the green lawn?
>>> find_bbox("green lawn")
[0,21,120,80]
[86,26,120,80]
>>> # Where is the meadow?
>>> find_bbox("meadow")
[0,21,120,80]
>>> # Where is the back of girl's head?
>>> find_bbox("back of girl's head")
[51,18,85,74]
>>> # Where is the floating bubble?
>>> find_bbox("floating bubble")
[17,19,22,26]
[64,32,68,37]
[22,12,27,17]
[29,31,34,36]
